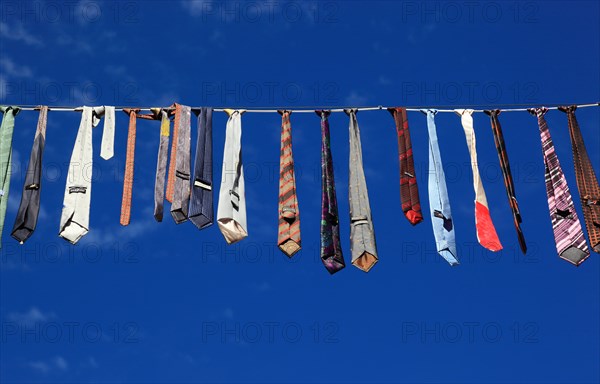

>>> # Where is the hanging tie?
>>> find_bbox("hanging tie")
[0,106,20,248]
[316,110,345,274]
[484,109,527,254]
[423,109,459,266]
[529,107,590,265]
[11,106,48,244]
[346,109,378,272]
[170,104,192,224]
[189,107,214,229]
[59,106,103,244]
[120,108,140,226]
[456,109,503,252]
[165,103,179,203]
[217,109,248,244]
[558,105,600,254]
[100,106,116,160]
[130,107,170,222]
[277,110,301,257]
[388,107,423,225]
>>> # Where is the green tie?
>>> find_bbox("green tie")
[0,106,20,248]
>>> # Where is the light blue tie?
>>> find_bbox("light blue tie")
[423,109,459,266]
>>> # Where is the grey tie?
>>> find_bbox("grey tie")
[170,104,192,224]
[11,106,48,244]
[346,109,378,272]
[153,108,171,222]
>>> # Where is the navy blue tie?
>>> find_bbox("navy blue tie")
[189,107,214,229]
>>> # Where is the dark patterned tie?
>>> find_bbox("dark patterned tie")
[170,104,192,224]
[558,105,600,253]
[484,109,527,254]
[277,110,301,257]
[189,107,214,229]
[11,106,48,243]
[316,110,345,274]
[559,105,600,254]
[529,107,590,265]
[388,107,423,225]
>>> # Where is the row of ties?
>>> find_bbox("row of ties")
[0,105,598,271]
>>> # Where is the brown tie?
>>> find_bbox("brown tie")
[559,105,600,253]
[120,108,140,226]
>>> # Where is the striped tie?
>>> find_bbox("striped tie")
[388,107,423,225]
[559,105,600,254]
[120,108,140,226]
[316,110,345,274]
[277,110,301,257]
[485,109,527,254]
[529,107,590,265]
[11,106,48,244]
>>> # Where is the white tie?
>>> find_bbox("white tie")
[456,109,503,252]
[100,106,115,160]
[58,106,103,244]
[217,109,248,244]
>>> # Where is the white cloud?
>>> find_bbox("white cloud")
[0,58,33,78]
[6,307,56,327]
[27,361,50,374]
[0,22,41,46]
[344,91,368,106]
[222,307,234,319]
[378,75,392,86]
[75,0,102,26]
[86,356,99,368]
[54,356,69,371]
[181,0,214,16]
[27,356,69,374]
[407,24,436,45]
[80,216,159,247]
[55,33,93,54]
[251,281,271,292]
[104,65,127,76]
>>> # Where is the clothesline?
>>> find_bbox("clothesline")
[2,101,599,271]
[12,102,600,113]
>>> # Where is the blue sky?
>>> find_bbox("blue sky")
[1,1,599,383]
